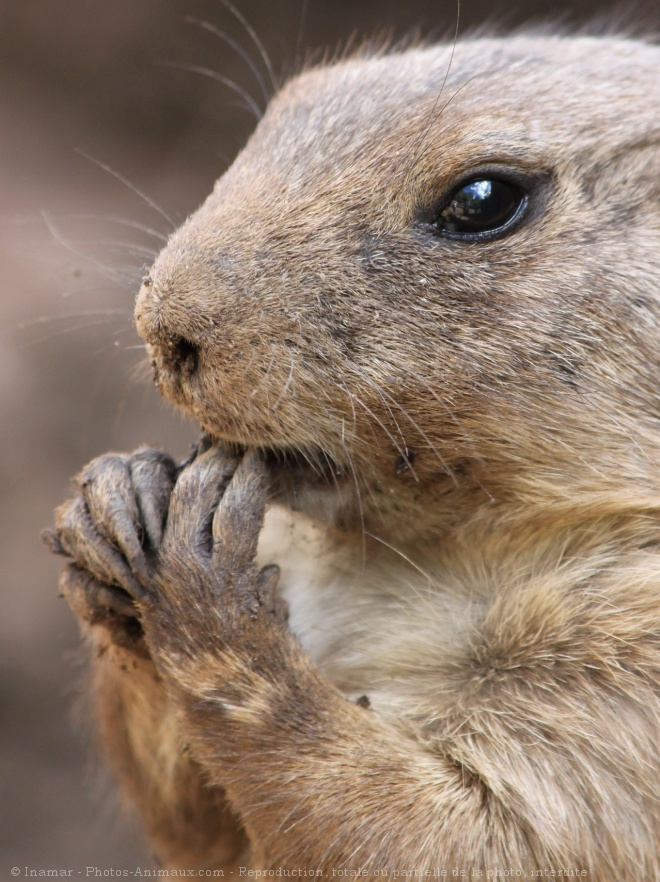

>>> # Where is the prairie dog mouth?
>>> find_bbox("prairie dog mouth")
[181,436,344,489]
[260,445,343,483]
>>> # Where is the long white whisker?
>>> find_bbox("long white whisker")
[250,346,277,398]
[17,309,132,331]
[74,150,177,231]
[40,211,137,288]
[373,382,456,484]
[271,349,297,410]
[336,377,358,442]
[299,447,326,483]
[18,319,132,348]
[75,239,158,260]
[160,61,262,122]
[216,0,277,94]
[186,16,271,106]
[395,362,484,466]
[305,350,413,469]
[334,350,458,482]
[345,388,415,475]
[405,0,461,178]
[363,530,435,586]
[317,399,368,561]
[294,0,310,74]
[127,358,154,384]
[53,279,131,302]
[36,213,169,243]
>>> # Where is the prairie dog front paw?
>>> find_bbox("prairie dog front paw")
[94,446,289,681]
[44,447,177,649]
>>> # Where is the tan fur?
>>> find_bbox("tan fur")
[51,35,660,877]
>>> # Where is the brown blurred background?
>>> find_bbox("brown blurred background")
[0,0,648,872]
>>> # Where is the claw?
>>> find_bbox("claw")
[53,494,146,599]
[81,454,150,585]
[164,446,240,553]
[212,451,268,571]
[59,564,147,655]
[257,565,287,622]
[129,450,176,550]
[41,527,65,556]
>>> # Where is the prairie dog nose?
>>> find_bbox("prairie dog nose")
[134,274,161,346]
[158,333,200,375]
[135,275,200,377]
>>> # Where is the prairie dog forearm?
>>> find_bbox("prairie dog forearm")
[90,632,248,871]
[155,549,659,876]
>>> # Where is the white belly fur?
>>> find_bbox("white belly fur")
[256,505,475,725]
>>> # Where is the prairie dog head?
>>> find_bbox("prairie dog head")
[135,36,660,537]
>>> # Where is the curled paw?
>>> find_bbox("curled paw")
[131,446,287,655]
[58,564,148,655]
[43,447,177,646]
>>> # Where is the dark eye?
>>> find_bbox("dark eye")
[434,178,526,239]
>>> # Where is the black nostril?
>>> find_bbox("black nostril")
[163,335,199,375]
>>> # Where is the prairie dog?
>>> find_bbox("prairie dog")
[47,34,660,877]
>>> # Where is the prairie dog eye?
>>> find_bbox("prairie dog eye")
[435,178,527,239]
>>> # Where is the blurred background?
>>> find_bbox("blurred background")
[0,0,649,872]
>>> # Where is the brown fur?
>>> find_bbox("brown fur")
[48,35,660,877]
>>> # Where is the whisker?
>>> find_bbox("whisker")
[336,377,358,442]
[17,309,132,331]
[305,348,411,463]
[271,349,297,410]
[216,0,278,94]
[58,283,139,301]
[354,376,411,456]
[345,387,413,473]
[74,150,177,231]
[122,250,158,264]
[294,0,310,75]
[186,16,271,106]
[250,345,277,398]
[18,319,132,348]
[40,211,141,288]
[38,213,168,243]
[71,239,158,261]
[317,398,368,560]
[363,530,435,586]
[299,447,326,483]
[160,61,262,122]
[399,366,495,502]
[405,0,461,178]
[394,361,484,466]
[407,63,530,181]
[375,384,456,483]
[128,358,155,385]
[349,364,456,483]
